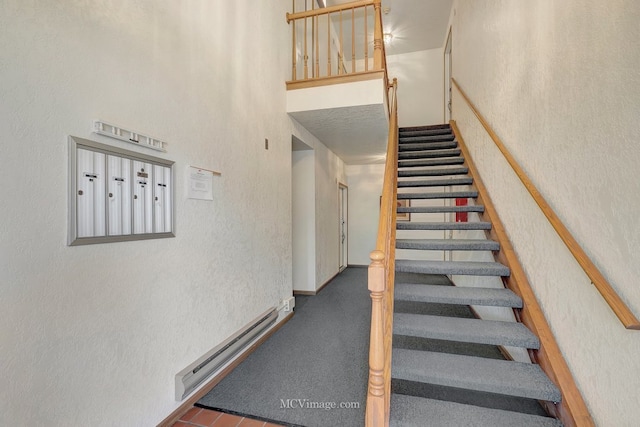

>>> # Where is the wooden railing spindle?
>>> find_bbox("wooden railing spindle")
[292,0,297,80]
[352,7,356,73]
[373,0,382,70]
[364,5,369,71]
[327,12,331,77]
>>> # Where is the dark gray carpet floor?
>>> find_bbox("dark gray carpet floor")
[197,267,371,427]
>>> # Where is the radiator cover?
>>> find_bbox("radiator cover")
[175,307,278,400]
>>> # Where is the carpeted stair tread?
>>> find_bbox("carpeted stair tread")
[394,313,540,349]
[396,259,510,276]
[394,283,523,308]
[389,394,562,427]
[400,134,455,143]
[398,149,461,160]
[397,190,478,200]
[396,238,499,251]
[400,126,452,136]
[398,141,458,151]
[397,177,473,187]
[397,221,491,231]
[397,205,485,214]
[392,349,562,402]
[398,167,469,177]
[399,157,464,168]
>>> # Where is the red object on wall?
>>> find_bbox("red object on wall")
[456,198,468,222]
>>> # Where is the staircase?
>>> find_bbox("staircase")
[389,124,562,427]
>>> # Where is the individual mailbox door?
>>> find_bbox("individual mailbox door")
[76,148,106,238]
[107,155,132,236]
[153,164,172,233]
[133,160,153,234]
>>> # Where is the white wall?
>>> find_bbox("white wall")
[0,1,342,425]
[346,164,385,265]
[451,0,640,424]
[292,149,316,292]
[387,48,445,127]
[314,142,347,286]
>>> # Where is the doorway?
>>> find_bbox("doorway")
[292,136,316,293]
[338,183,348,271]
[444,27,453,122]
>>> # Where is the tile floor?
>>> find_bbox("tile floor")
[172,406,284,427]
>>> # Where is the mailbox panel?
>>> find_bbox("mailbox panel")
[107,155,132,236]
[76,148,106,238]
[133,160,153,234]
[69,136,174,245]
[153,165,172,233]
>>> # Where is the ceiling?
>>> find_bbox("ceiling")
[326,0,453,55]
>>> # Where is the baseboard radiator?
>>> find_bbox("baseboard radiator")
[175,307,278,400]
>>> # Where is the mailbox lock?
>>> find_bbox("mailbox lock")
[134,195,138,199]
[78,190,83,196]
[109,193,113,198]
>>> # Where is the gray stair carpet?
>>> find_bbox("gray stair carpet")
[397,190,478,200]
[400,130,452,137]
[398,157,464,168]
[389,394,562,427]
[394,283,523,308]
[398,166,469,177]
[392,349,561,402]
[397,221,491,230]
[397,205,485,214]
[398,149,461,159]
[398,141,458,151]
[400,134,455,143]
[396,259,510,276]
[396,238,499,251]
[397,177,473,187]
[394,313,540,349]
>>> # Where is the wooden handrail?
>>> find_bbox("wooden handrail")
[286,0,373,21]
[366,78,398,427]
[451,78,640,330]
[452,121,594,427]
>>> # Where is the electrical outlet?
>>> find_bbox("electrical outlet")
[283,296,295,312]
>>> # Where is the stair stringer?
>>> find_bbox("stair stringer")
[451,120,594,427]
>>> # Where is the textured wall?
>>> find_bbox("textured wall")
[314,142,347,286]
[387,48,445,127]
[451,0,640,423]
[292,149,316,292]
[0,0,342,424]
[345,164,386,265]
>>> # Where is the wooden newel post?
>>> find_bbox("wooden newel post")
[373,0,383,70]
[366,249,387,427]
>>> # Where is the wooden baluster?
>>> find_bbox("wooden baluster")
[303,7,308,79]
[373,0,382,70]
[339,9,343,75]
[327,12,332,76]
[315,15,320,77]
[366,250,386,427]
[364,5,369,71]
[352,7,356,73]
[291,1,297,80]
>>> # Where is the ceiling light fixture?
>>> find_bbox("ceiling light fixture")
[383,33,393,44]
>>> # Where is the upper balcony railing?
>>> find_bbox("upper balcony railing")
[286,0,388,90]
